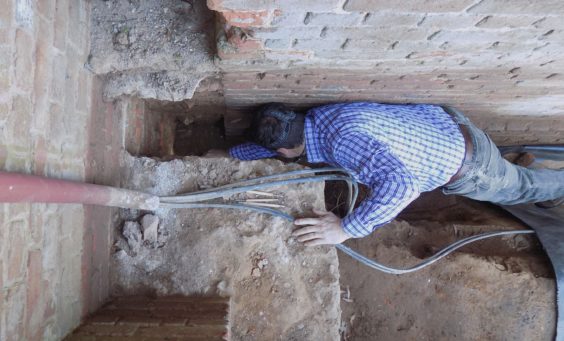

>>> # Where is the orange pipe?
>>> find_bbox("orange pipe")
[0,171,159,210]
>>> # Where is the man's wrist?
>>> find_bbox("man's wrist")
[340,222,354,239]
[341,215,369,238]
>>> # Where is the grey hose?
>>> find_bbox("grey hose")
[161,167,535,275]
[335,231,535,274]
[160,202,295,220]
[161,175,356,203]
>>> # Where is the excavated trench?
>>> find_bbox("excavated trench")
[111,92,556,340]
[90,1,557,339]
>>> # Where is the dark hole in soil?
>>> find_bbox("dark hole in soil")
[173,116,228,156]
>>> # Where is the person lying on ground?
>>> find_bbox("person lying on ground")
[229,102,564,246]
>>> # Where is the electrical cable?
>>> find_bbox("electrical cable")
[174,167,350,195]
[160,167,535,274]
[160,202,295,220]
[160,174,356,203]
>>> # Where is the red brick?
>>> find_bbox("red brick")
[344,0,475,13]
[161,317,189,326]
[4,283,26,340]
[47,102,64,150]
[7,219,27,283]
[227,35,262,52]
[112,295,154,304]
[206,0,225,11]
[41,212,60,275]
[156,297,229,304]
[506,118,532,132]
[81,202,112,316]
[117,316,162,327]
[33,17,54,120]
[73,324,139,336]
[76,70,91,112]
[264,49,313,61]
[64,335,96,341]
[32,136,48,176]
[221,10,271,28]
[68,0,87,49]
[0,263,3,322]
[0,0,12,44]
[64,46,80,114]
[14,29,34,91]
[53,0,68,50]
[217,45,264,60]
[0,47,10,93]
[187,318,228,326]
[50,52,66,103]
[529,119,552,132]
[217,27,264,60]
[89,315,119,326]
[209,0,341,11]
[25,250,45,340]
[467,0,564,15]
[37,0,55,20]
[133,325,227,338]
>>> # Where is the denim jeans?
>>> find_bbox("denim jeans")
[442,108,564,204]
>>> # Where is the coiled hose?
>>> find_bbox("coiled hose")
[160,167,534,275]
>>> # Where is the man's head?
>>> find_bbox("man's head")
[251,103,305,158]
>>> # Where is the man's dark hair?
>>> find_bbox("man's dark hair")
[251,103,305,149]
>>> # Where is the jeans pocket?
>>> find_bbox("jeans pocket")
[443,175,477,195]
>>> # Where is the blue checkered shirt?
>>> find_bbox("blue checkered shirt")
[229,102,466,237]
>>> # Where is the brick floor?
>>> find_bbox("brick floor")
[64,296,230,341]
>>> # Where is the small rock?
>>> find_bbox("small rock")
[257,259,268,269]
[115,249,129,260]
[123,221,142,252]
[115,31,129,45]
[141,214,159,244]
[217,280,232,297]
[251,267,261,278]
[113,31,130,51]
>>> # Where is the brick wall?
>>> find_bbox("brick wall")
[209,0,564,134]
[64,296,230,340]
[221,69,564,145]
[0,1,107,340]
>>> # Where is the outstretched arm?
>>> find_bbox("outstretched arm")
[229,142,277,160]
[293,133,420,245]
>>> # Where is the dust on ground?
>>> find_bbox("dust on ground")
[339,192,555,340]
[111,154,341,341]
[90,0,217,100]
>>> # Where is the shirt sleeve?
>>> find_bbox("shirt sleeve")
[332,133,420,238]
[229,143,277,161]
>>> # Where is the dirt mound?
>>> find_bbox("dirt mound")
[90,0,217,100]
[111,155,341,340]
[339,199,555,340]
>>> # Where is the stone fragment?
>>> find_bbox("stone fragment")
[140,214,159,244]
[251,267,261,278]
[123,221,142,252]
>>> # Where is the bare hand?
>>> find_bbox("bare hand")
[292,209,351,246]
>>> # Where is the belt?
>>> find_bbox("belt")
[446,117,474,185]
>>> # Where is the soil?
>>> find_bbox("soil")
[111,153,557,340]
[90,0,217,100]
[339,192,556,340]
[111,154,341,340]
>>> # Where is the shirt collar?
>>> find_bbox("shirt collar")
[304,114,326,163]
